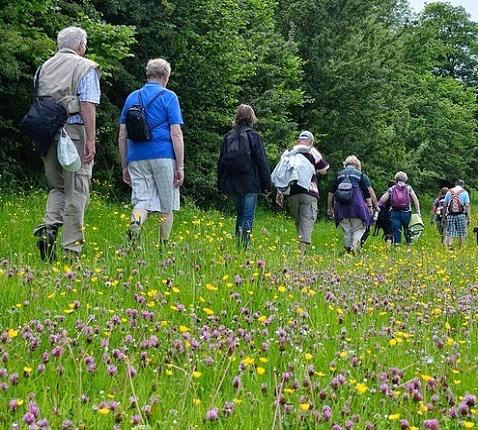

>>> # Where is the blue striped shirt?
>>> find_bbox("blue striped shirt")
[68,69,101,124]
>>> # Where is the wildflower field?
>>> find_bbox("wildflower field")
[1,192,478,430]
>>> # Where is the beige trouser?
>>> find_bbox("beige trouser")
[339,217,366,251]
[34,124,92,254]
[288,193,318,244]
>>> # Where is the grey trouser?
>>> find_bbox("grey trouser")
[339,217,366,251]
[34,124,92,254]
[288,193,318,244]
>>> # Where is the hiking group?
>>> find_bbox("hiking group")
[220,115,471,255]
[24,26,472,261]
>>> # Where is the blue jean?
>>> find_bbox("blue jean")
[233,193,258,248]
[391,210,411,244]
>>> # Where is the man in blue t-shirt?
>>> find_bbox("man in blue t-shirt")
[118,58,184,245]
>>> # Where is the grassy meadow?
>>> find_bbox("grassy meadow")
[1,190,478,430]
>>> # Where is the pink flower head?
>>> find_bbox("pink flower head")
[424,419,439,430]
[205,407,219,421]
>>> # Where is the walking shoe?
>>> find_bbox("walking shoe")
[34,226,58,262]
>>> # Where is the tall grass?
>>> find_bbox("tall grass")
[0,191,476,429]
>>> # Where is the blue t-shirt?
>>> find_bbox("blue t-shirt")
[120,82,183,163]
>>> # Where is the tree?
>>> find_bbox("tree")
[95,0,304,205]
[0,0,135,188]
[412,2,478,88]
[277,0,411,192]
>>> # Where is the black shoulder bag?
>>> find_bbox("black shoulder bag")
[19,65,69,156]
[125,89,166,142]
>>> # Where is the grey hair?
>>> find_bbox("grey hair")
[344,155,361,171]
[146,58,171,80]
[57,27,87,50]
[394,171,408,183]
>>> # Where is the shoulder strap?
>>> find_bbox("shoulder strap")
[34,65,43,97]
[138,89,144,107]
[300,152,315,167]
[145,89,166,109]
[242,128,253,154]
[142,89,168,132]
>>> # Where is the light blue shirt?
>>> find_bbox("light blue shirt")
[68,69,101,124]
[444,186,470,208]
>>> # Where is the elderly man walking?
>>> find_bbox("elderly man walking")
[118,58,184,247]
[33,26,100,261]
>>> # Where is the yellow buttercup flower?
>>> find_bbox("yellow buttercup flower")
[356,383,368,394]
[205,284,217,291]
[299,403,310,412]
[241,357,255,367]
[8,329,18,338]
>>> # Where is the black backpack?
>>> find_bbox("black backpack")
[335,174,353,203]
[19,66,69,157]
[221,127,254,174]
[125,89,165,141]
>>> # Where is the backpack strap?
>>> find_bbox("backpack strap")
[241,128,253,160]
[300,152,316,167]
[139,88,167,131]
[34,65,43,98]
[144,89,166,110]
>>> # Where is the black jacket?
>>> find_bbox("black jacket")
[217,126,271,194]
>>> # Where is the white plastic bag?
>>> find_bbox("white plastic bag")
[57,128,81,172]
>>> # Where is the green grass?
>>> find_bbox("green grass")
[0,191,477,430]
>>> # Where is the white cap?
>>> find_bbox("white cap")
[298,130,314,142]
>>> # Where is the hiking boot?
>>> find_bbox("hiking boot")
[34,226,58,262]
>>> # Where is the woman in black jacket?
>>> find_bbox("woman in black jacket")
[217,104,271,248]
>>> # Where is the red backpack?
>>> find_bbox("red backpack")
[447,189,465,214]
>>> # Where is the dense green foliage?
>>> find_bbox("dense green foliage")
[0,0,477,202]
